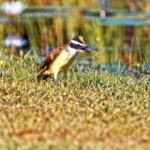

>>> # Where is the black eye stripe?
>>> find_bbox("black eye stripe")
[70,43,86,50]
[70,43,80,48]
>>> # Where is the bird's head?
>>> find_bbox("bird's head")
[69,35,91,54]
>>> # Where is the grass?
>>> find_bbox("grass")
[0,54,150,150]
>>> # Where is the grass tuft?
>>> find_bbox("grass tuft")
[0,55,150,150]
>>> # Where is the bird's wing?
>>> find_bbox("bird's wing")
[40,45,66,70]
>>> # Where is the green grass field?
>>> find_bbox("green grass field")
[0,54,150,150]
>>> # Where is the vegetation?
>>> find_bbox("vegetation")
[0,0,150,64]
[0,1,150,150]
[0,54,149,150]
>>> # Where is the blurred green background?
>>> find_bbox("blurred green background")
[0,0,150,66]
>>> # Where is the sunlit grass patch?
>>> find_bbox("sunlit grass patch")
[0,54,150,150]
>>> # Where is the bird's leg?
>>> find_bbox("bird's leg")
[63,71,68,80]
[53,71,59,86]
[62,70,69,86]
[54,71,59,80]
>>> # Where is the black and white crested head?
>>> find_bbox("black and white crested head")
[72,35,85,44]
[69,35,90,53]
[37,35,91,81]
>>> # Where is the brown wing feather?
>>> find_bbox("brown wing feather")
[37,45,66,81]
[40,46,66,70]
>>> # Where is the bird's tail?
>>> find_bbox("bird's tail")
[37,73,50,81]
[37,73,43,82]
[37,69,49,81]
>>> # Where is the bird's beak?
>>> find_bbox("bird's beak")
[80,45,91,54]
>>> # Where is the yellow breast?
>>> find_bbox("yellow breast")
[50,50,76,74]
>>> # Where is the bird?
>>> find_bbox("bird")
[37,35,90,81]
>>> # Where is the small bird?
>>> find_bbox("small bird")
[37,35,90,80]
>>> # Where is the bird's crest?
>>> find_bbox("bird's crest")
[78,35,84,43]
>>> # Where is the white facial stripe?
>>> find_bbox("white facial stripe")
[71,40,86,47]
[68,46,78,55]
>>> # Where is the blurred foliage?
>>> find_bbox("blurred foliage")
[0,0,150,65]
